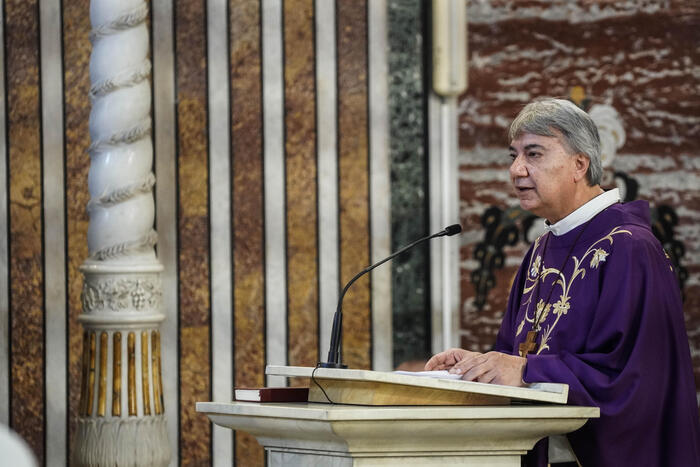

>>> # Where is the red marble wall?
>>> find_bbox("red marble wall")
[338,0,372,370]
[458,1,700,390]
[174,0,212,464]
[230,1,266,465]
[63,0,92,462]
[285,0,319,372]
[6,0,44,461]
[2,1,375,465]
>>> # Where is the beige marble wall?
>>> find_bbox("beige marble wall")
[2,1,698,465]
[284,0,319,371]
[2,1,380,465]
[230,0,266,464]
[62,1,91,462]
[337,0,372,371]
[175,0,212,463]
[6,0,44,461]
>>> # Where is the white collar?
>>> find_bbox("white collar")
[544,188,621,236]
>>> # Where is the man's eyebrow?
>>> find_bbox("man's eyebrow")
[508,143,545,152]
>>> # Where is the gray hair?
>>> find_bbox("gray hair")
[508,98,602,185]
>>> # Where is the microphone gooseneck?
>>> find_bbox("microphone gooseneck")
[443,223,462,236]
[319,223,462,368]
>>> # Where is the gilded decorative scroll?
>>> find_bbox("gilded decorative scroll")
[98,332,108,416]
[113,332,122,416]
[128,332,136,416]
[141,331,151,415]
[79,331,90,416]
[87,332,96,416]
[151,330,163,415]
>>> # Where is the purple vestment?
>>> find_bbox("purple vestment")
[495,200,700,466]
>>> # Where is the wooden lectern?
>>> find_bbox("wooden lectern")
[196,365,599,466]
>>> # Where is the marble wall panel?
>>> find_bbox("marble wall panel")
[230,0,265,464]
[175,0,211,464]
[458,0,700,387]
[6,0,44,461]
[460,2,700,154]
[62,0,91,460]
[284,0,319,370]
[0,0,396,463]
[337,0,371,370]
[387,0,431,367]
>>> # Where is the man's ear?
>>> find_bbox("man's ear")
[573,154,590,183]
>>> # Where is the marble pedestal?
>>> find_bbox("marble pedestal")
[196,402,598,466]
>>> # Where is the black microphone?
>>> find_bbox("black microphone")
[319,224,462,368]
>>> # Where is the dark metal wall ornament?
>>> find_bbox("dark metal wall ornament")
[613,170,687,295]
[471,206,534,310]
[613,171,639,202]
[651,205,688,299]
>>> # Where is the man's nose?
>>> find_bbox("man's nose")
[510,154,527,178]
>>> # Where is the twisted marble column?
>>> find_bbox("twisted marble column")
[73,0,170,465]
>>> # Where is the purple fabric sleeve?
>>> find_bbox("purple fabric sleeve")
[520,228,699,466]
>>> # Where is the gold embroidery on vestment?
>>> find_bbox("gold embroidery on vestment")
[517,226,632,354]
[553,296,570,316]
[590,248,609,268]
[529,255,542,279]
[534,299,551,331]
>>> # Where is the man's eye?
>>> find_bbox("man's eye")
[527,152,540,158]
[508,153,517,160]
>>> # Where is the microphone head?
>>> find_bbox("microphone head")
[444,224,462,236]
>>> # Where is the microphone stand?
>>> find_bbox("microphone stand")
[319,224,462,368]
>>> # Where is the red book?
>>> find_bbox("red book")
[234,387,309,402]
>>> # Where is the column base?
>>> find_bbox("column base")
[72,415,170,467]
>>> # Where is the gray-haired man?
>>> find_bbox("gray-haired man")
[427,98,699,466]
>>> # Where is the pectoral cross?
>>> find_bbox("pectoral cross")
[519,330,538,357]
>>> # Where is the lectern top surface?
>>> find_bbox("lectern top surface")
[266,365,569,404]
[196,401,599,421]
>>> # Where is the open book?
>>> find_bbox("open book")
[267,366,569,405]
[393,369,565,394]
[393,370,463,380]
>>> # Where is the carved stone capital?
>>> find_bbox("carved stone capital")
[81,273,162,313]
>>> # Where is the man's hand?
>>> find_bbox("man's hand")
[424,348,473,371]
[448,351,527,387]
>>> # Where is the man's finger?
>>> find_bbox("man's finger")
[461,361,489,381]
[450,352,486,379]
[425,352,451,370]
[450,353,486,374]
[475,368,498,384]
[425,350,458,370]
[424,355,443,370]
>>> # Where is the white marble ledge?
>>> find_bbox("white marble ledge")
[198,401,600,462]
[195,401,599,421]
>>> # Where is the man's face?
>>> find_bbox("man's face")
[508,132,579,223]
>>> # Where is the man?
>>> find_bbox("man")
[426,98,700,466]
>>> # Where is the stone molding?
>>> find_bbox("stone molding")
[81,275,162,313]
[73,416,170,467]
